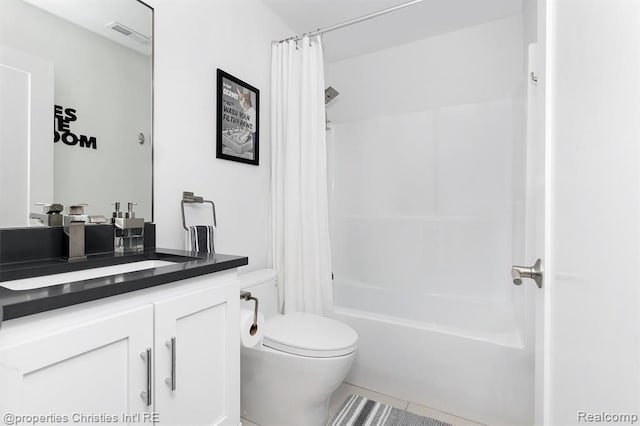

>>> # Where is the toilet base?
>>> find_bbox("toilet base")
[241,345,356,426]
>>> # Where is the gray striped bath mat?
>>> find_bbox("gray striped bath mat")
[329,394,453,426]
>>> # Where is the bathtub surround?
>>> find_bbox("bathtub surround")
[326,14,531,425]
[271,36,333,314]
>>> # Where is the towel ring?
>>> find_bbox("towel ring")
[181,191,217,231]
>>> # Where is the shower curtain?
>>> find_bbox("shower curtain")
[271,35,333,315]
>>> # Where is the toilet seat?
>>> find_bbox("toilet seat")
[263,312,358,358]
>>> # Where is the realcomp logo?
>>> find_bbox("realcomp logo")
[578,411,639,424]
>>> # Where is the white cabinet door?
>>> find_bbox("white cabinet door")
[0,305,154,421]
[153,280,239,426]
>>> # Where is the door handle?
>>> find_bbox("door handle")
[140,348,152,406]
[165,337,176,391]
[512,259,543,288]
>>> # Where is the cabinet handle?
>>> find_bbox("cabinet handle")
[140,348,152,406]
[165,337,176,391]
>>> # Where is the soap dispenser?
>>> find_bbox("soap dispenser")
[112,202,124,252]
[111,202,123,224]
[113,202,144,252]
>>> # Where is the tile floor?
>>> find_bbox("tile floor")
[241,381,485,426]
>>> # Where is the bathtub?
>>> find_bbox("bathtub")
[329,280,534,426]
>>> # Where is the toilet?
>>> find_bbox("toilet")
[240,269,358,426]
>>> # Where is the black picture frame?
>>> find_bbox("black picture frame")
[216,69,260,165]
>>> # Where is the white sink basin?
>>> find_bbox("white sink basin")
[1,260,178,291]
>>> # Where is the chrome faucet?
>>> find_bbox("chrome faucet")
[30,203,64,227]
[65,221,85,261]
[64,205,88,261]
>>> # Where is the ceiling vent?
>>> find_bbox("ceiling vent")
[106,21,151,46]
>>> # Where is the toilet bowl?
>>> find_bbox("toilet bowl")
[239,270,358,426]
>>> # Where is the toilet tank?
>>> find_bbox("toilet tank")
[239,269,278,319]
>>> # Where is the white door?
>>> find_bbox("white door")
[539,1,640,424]
[526,39,549,426]
[154,281,240,426]
[0,305,154,419]
[0,46,53,227]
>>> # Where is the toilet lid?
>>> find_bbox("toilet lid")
[263,313,358,358]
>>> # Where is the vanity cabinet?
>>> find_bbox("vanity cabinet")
[153,282,239,425]
[0,270,240,425]
[0,305,154,419]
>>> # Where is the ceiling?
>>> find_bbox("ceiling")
[21,0,152,56]
[262,0,523,62]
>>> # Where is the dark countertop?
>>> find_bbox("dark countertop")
[0,248,248,321]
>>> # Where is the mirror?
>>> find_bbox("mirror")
[0,0,153,228]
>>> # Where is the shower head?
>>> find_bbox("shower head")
[325,86,339,105]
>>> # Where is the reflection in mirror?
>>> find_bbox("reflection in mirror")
[0,0,153,228]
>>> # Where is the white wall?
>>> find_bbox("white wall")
[0,0,152,220]
[0,47,53,228]
[548,0,640,423]
[327,16,525,303]
[0,63,30,227]
[146,0,293,270]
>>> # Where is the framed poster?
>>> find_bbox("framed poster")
[216,69,260,165]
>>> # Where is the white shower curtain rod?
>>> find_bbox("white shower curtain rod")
[276,0,425,43]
